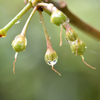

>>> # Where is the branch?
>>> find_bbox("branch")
[43,0,100,41]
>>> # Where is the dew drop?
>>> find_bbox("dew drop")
[47,58,58,66]
[49,37,51,39]
[66,18,70,23]
[40,21,42,23]
[85,46,87,48]
[15,19,21,24]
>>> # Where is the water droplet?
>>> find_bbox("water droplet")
[65,38,78,44]
[66,18,70,23]
[40,21,42,23]
[85,46,87,48]
[49,37,51,39]
[15,19,21,24]
[47,58,58,66]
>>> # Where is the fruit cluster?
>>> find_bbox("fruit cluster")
[0,0,95,75]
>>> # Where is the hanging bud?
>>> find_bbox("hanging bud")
[12,34,27,52]
[38,10,61,76]
[45,49,61,76]
[65,27,78,43]
[70,38,96,69]
[45,49,58,66]
[0,29,7,37]
[50,10,68,26]
[12,34,27,74]
[50,10,68,46]
[70,38,86,56]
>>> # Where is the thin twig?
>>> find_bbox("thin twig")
[21,6,37,37]
[38,10,53,50]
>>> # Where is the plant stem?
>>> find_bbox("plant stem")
[21,6,37,37]
[38,10,53,50]
[3,3,32,32]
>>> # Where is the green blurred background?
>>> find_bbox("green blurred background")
[0,0,100,100]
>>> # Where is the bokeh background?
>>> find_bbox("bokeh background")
[0,0,100,100]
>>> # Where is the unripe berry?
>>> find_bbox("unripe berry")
[45,49,61,76]
[50,10,67,26]
[70,39,86,56]
[70,39,96,69]
[65,29,78,43]
[45,49,58,66]
[12,34,27,52]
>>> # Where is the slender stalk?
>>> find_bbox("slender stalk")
[3,3,32,32]
[21,6,37,37]
[13,6,37,74]
[38,10,53,50]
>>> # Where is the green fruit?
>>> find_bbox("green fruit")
[70,39,86,56]
[12,34,27,52]
[45,50,58,66]
[51,10,67,26]
[65,29,78,43]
